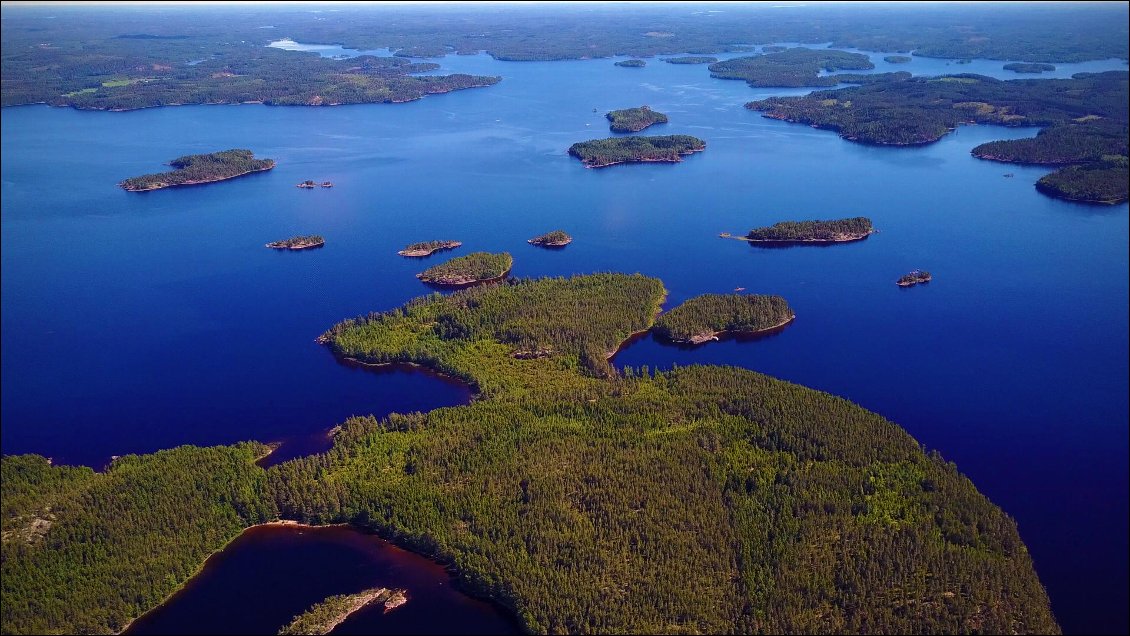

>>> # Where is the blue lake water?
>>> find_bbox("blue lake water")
[1,48,1126,634]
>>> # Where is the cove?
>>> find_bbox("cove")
[125,524,518,635]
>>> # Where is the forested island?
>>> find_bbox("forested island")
[743,217,875,244]
[897,270,933,287]
[708,48,874,88]
[278,587,407,635]
[884,55,913,64]
[398,240,462,257]
[527,230,573,247]
[0,273,1061,635]
[747,71,1129,204]
[266,235,324,250]
[606,106,668,133]
[568,135,706,168]
[663,56,717,65]
[1003,62,1056,74]
[416,252,512,286]
[614,59,646,68]
[652,293,794,344]
[119,149,275,191]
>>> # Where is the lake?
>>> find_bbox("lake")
[1,46,1126,634]
[124,524,518,635]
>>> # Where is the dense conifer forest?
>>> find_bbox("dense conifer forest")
[568,135,706,168]
[0,274,1060,634]
[746,217,875,243]
[119,149,275,191]
[606,106,668,133]
[653,294,794,344]
[708,48,875,88]
[415,252,513,286]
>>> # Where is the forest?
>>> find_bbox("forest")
[747,71,1129,204]
[266,235,325,250]
[708,48,875,88]
[528,230,573,247]
[746,217,875,243]
[652,293,795,344]
[1,273,1063,635]
[568,135,706,168]
[662,56,717,65]
[606,106,668,133]
[1003,63,1056,74]
[415,252,513,286]
[119,149,275,191]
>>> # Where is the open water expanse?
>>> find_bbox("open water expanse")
[2,45,1126,633]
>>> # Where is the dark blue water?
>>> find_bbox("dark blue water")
[2,49,1126,634]
[125,524,518,635]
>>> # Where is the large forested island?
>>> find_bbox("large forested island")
[2,273,1060,635]
[416,252,512,286]
[747,71,1130,204]
[119,149,275,191]
[652,293,794,344]
[1003,62,1056,74]
[708,48,875,88]
[744,217,875,244]
[606,106,668,133]
[568,135,706,168]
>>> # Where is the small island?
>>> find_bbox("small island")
[663,56,718,65]
[266,235,325,250]
[417,251,513,286]
[528,230,573,247]
[653,293,795,345]
[120,149,275,191]
[568,135,706,168]
[606,106,668,133]
[1003,62,1056,74]
[741,217,875,244]
[297,180,317,189]
[884,55,913,64]
[897,270,932,287]
[278,587,408,635]
[615,59,646,68]
[398,240,463,257]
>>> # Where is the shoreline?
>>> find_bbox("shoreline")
[120,164,275,192]
[579,146,705,169]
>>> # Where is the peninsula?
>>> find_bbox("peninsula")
[663,56,717,65]
[278,587,408,635]
[568,135,706,168]
[416,251,512,286]
[2,273,1061,635]
[743,217,875,244]
[398,240,462,257]
[606,106,668,133]
[119,149,275,191]
[897,270,932,287]
[266,235,325,251]
[652,293,795,345]
[615,59,646,68]
[527,230,573,247]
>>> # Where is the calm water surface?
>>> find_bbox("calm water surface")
[1,48,1126,633]
[125,525,517,635]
